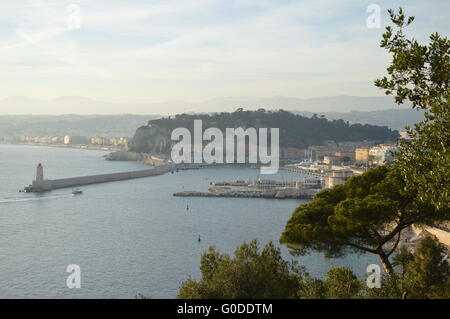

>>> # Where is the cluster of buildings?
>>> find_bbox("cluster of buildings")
[355,144,397,165]
[1,135,130,149]
[67,136,130,147]
[280,140,397,166]
[283,141,399,190]
[18,136,63,144]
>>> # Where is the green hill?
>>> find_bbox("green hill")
[129,109,399,153]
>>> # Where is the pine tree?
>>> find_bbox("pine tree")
[406,237,450,298]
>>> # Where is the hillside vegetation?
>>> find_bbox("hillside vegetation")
[136,109,399,151]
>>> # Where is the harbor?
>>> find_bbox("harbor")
[174,177,323,199]
[21,160,361,194]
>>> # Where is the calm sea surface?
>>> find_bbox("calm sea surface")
[0,144,377,298]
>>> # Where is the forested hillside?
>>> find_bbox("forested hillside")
[133,109,398,151]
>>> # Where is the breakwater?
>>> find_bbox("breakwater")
[282,166,327,177]
[174,189,318,199]
[23,163,175,192]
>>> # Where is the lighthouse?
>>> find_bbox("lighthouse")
[36,163,44,182]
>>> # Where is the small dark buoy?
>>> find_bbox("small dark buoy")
[198,235,201,242]
[186,204,189,211]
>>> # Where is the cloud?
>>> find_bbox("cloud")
[0,0,448,108]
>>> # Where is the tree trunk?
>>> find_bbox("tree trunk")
[378,251,394,275]
[401,264,406,275]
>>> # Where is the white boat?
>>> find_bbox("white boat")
[72,189,83,195]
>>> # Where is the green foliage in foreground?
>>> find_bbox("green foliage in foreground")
[374,8,450,210]
[406,237,450,298]
[176,238,449,299]
[279,9,450,277]
[280,166,449,274]
[178,240,304,299]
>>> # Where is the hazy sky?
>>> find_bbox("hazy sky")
[0,0,449,104]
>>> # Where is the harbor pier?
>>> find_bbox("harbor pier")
[22,163,175,192]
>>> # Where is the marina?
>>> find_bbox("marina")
[175,177,323,199]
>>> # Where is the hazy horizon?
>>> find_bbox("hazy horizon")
[0,94,412,115]
[0,0,448,114]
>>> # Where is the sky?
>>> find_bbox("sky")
[0,0,449,106]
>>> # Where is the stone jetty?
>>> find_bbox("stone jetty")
[173,189,318,199]
[22,163,175,192]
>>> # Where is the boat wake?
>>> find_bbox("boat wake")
[0,194,70,204]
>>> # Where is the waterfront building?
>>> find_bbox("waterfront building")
[325,170,354,189]
[355,147,370,163]
[323,155,345,165]
[109,137,129,146]
[307,145,336,161]
[0,135,20,143]
[337,141,378,151]
[90,137,106,145]
[64,135,90,145]
[334,151,356,161]
[368,144,397,165]
[280,147,307,160]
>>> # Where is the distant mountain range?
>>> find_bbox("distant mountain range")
[0,114,159,138]
[294,109,424,131]
[0,95,411,115]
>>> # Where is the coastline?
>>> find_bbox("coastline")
[0,142,124,152]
